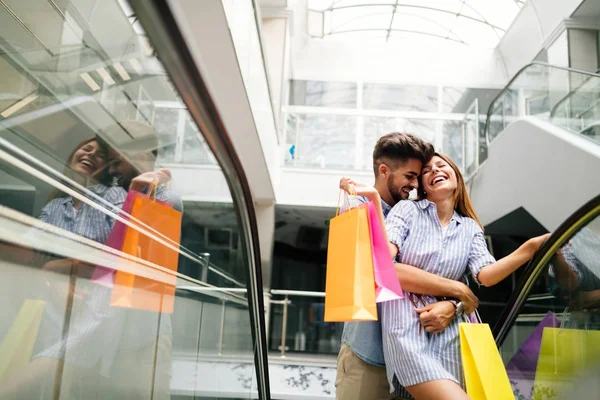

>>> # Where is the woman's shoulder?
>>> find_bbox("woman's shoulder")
[458,215,484,234]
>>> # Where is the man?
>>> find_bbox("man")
[336,132,479,400]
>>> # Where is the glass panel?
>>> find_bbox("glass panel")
[363,84,438,112]
[486,63,600,147]
[499,215,600,399]
[363,117,436,171]
[443,87,501,113]
[442,120,463,170]
[294,113,357,169]
[0,1,256,398]
[289,80,357,108]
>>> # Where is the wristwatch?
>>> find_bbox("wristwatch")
[446,299,464,317]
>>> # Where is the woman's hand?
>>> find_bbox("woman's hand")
[525,233,551,256]
[339,177,378,200]
[130,168,172,192]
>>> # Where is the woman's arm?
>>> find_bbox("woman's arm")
[478,233,550,287]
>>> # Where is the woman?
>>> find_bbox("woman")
[1,137,127,398]
[341,153,549,400]
[41,136,126,255]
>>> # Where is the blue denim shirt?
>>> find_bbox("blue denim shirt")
[340,196,391,367]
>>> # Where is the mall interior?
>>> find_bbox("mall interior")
[0,0,599,399]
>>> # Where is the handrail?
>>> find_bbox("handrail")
[493,193,600,345]
[548,68,600,120]
[130,1,271,398]
[484,61,600,145]
[271,289,326,298]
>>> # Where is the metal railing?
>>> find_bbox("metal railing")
[270,290,326,358]
[269,289,519,358]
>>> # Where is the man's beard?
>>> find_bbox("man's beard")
[387,175,412,203]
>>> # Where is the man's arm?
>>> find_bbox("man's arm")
[395,262,478,312]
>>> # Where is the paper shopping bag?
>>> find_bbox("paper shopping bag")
[504,312,559,399]
[324,201,377,322]
[0,300,45,380]
[366,201,403,302]
[534,326,600,397]
[110,193,182,314]
[460,322,513,400]
[92,190,139,286]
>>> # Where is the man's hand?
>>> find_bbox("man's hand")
[452,281,478,313]
[415,301,455,334]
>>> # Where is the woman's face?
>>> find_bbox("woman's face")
[70,140,108,178]
[421,155,458,198]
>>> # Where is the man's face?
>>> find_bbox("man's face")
[108,149,136,189]
[386,158,422,203]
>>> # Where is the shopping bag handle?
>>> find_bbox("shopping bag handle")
[147,177,173,204]
[336,186,359,216]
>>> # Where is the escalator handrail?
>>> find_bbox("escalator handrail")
[549,68,600,121]
[484,61,600,146]
[493,193,600,346]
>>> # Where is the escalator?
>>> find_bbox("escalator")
[470,62,600,233]
[491,189,600,399]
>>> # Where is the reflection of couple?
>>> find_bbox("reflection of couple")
[336,133,548,400]
[550,225,600,325]
[1,121,177,399]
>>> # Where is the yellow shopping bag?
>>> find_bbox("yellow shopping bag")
[324,193,377,322]
[0,300,45,380]
[534,327,600,397]
[460,323,513,400]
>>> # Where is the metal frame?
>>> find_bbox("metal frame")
[128,1,271,398]
[312,2,509,41]
[493,194,600,345]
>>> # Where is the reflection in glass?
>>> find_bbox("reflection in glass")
[500,216,600,400]
[0,0,257,398]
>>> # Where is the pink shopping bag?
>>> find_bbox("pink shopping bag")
[91,190,137,286]
[367,201,404,302]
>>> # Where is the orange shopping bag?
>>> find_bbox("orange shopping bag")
[324,191,377,322]
[110,185,182,314]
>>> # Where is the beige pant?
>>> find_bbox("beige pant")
[335,343,394,400]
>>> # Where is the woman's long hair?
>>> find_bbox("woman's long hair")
[47,136,112,201]
[419,152,483,230]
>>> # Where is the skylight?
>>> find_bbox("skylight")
[307,0,526,47]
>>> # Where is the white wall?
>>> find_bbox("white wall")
[276,167,374,207]
[496,0,584,77]
[167,0,276,205]
[470,117,600,230]
[291,38,508,88]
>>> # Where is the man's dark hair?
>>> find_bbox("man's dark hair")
[372,132,434,176]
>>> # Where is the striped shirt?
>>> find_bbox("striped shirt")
[38,184,127,245]
[549,227,600,293]
[381,199,495,397]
